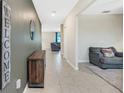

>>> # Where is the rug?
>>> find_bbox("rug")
[87,65,123,92]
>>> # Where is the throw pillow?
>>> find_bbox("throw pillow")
[101,48,114,57]
[115,52,123,57]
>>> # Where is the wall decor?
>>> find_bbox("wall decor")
[0,0,11,89]
[30,20,35,40]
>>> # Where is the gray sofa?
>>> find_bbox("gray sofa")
[51,42,60,51]
[89,47,123,69]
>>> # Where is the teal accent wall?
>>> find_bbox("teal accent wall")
[0,0,41,93]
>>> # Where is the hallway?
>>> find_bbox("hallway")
[24,51,121,93]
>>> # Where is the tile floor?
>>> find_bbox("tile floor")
[24,51,121,93]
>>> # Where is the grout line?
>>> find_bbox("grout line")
[56,71,64,93]
[55,57,65,93]
[46,50,63,93]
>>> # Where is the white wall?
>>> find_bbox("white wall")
[60,24,64,55]
[63,0,94,70]
[42,32,55,50]
[78,14,123,63]
[64,16,77,69]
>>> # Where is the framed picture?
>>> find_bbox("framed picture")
[0,0,11,89]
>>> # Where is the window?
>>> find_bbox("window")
[55,32,61,43]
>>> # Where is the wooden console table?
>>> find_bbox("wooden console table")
[27,50,46,88]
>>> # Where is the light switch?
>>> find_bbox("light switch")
[16,79,21,89]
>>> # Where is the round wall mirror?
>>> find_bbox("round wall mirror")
[30,20,35,40]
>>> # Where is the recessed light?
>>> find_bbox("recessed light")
[102,10,111,13]
[51,11,56,16]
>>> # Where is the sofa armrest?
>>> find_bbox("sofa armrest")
[89,52,104,63]
[115,52,123,57]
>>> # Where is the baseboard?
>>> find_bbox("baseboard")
[61,52,64,56]
[23,84,27,93]
[78,60,89,63]
[63,56,78,70]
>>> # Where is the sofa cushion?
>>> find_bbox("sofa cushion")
[100,57,123,65]
[115,52,123,57]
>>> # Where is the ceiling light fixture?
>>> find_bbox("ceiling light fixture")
[102,10,111,13]
[51,11,56,16]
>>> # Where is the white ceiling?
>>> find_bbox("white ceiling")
[81,0,123,15]
[32,0,79,32]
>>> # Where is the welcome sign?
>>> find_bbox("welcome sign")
[0,0,11,89]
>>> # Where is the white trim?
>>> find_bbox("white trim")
[75,16,79,71]
[61,52,64,56]
[63,56,79,70]
[78,60,89,63]
[23,84,27,93]
[66,59,79,70]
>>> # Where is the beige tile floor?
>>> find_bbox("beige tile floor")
[24,51,121,93]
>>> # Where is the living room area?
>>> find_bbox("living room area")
[76,0,123,92]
